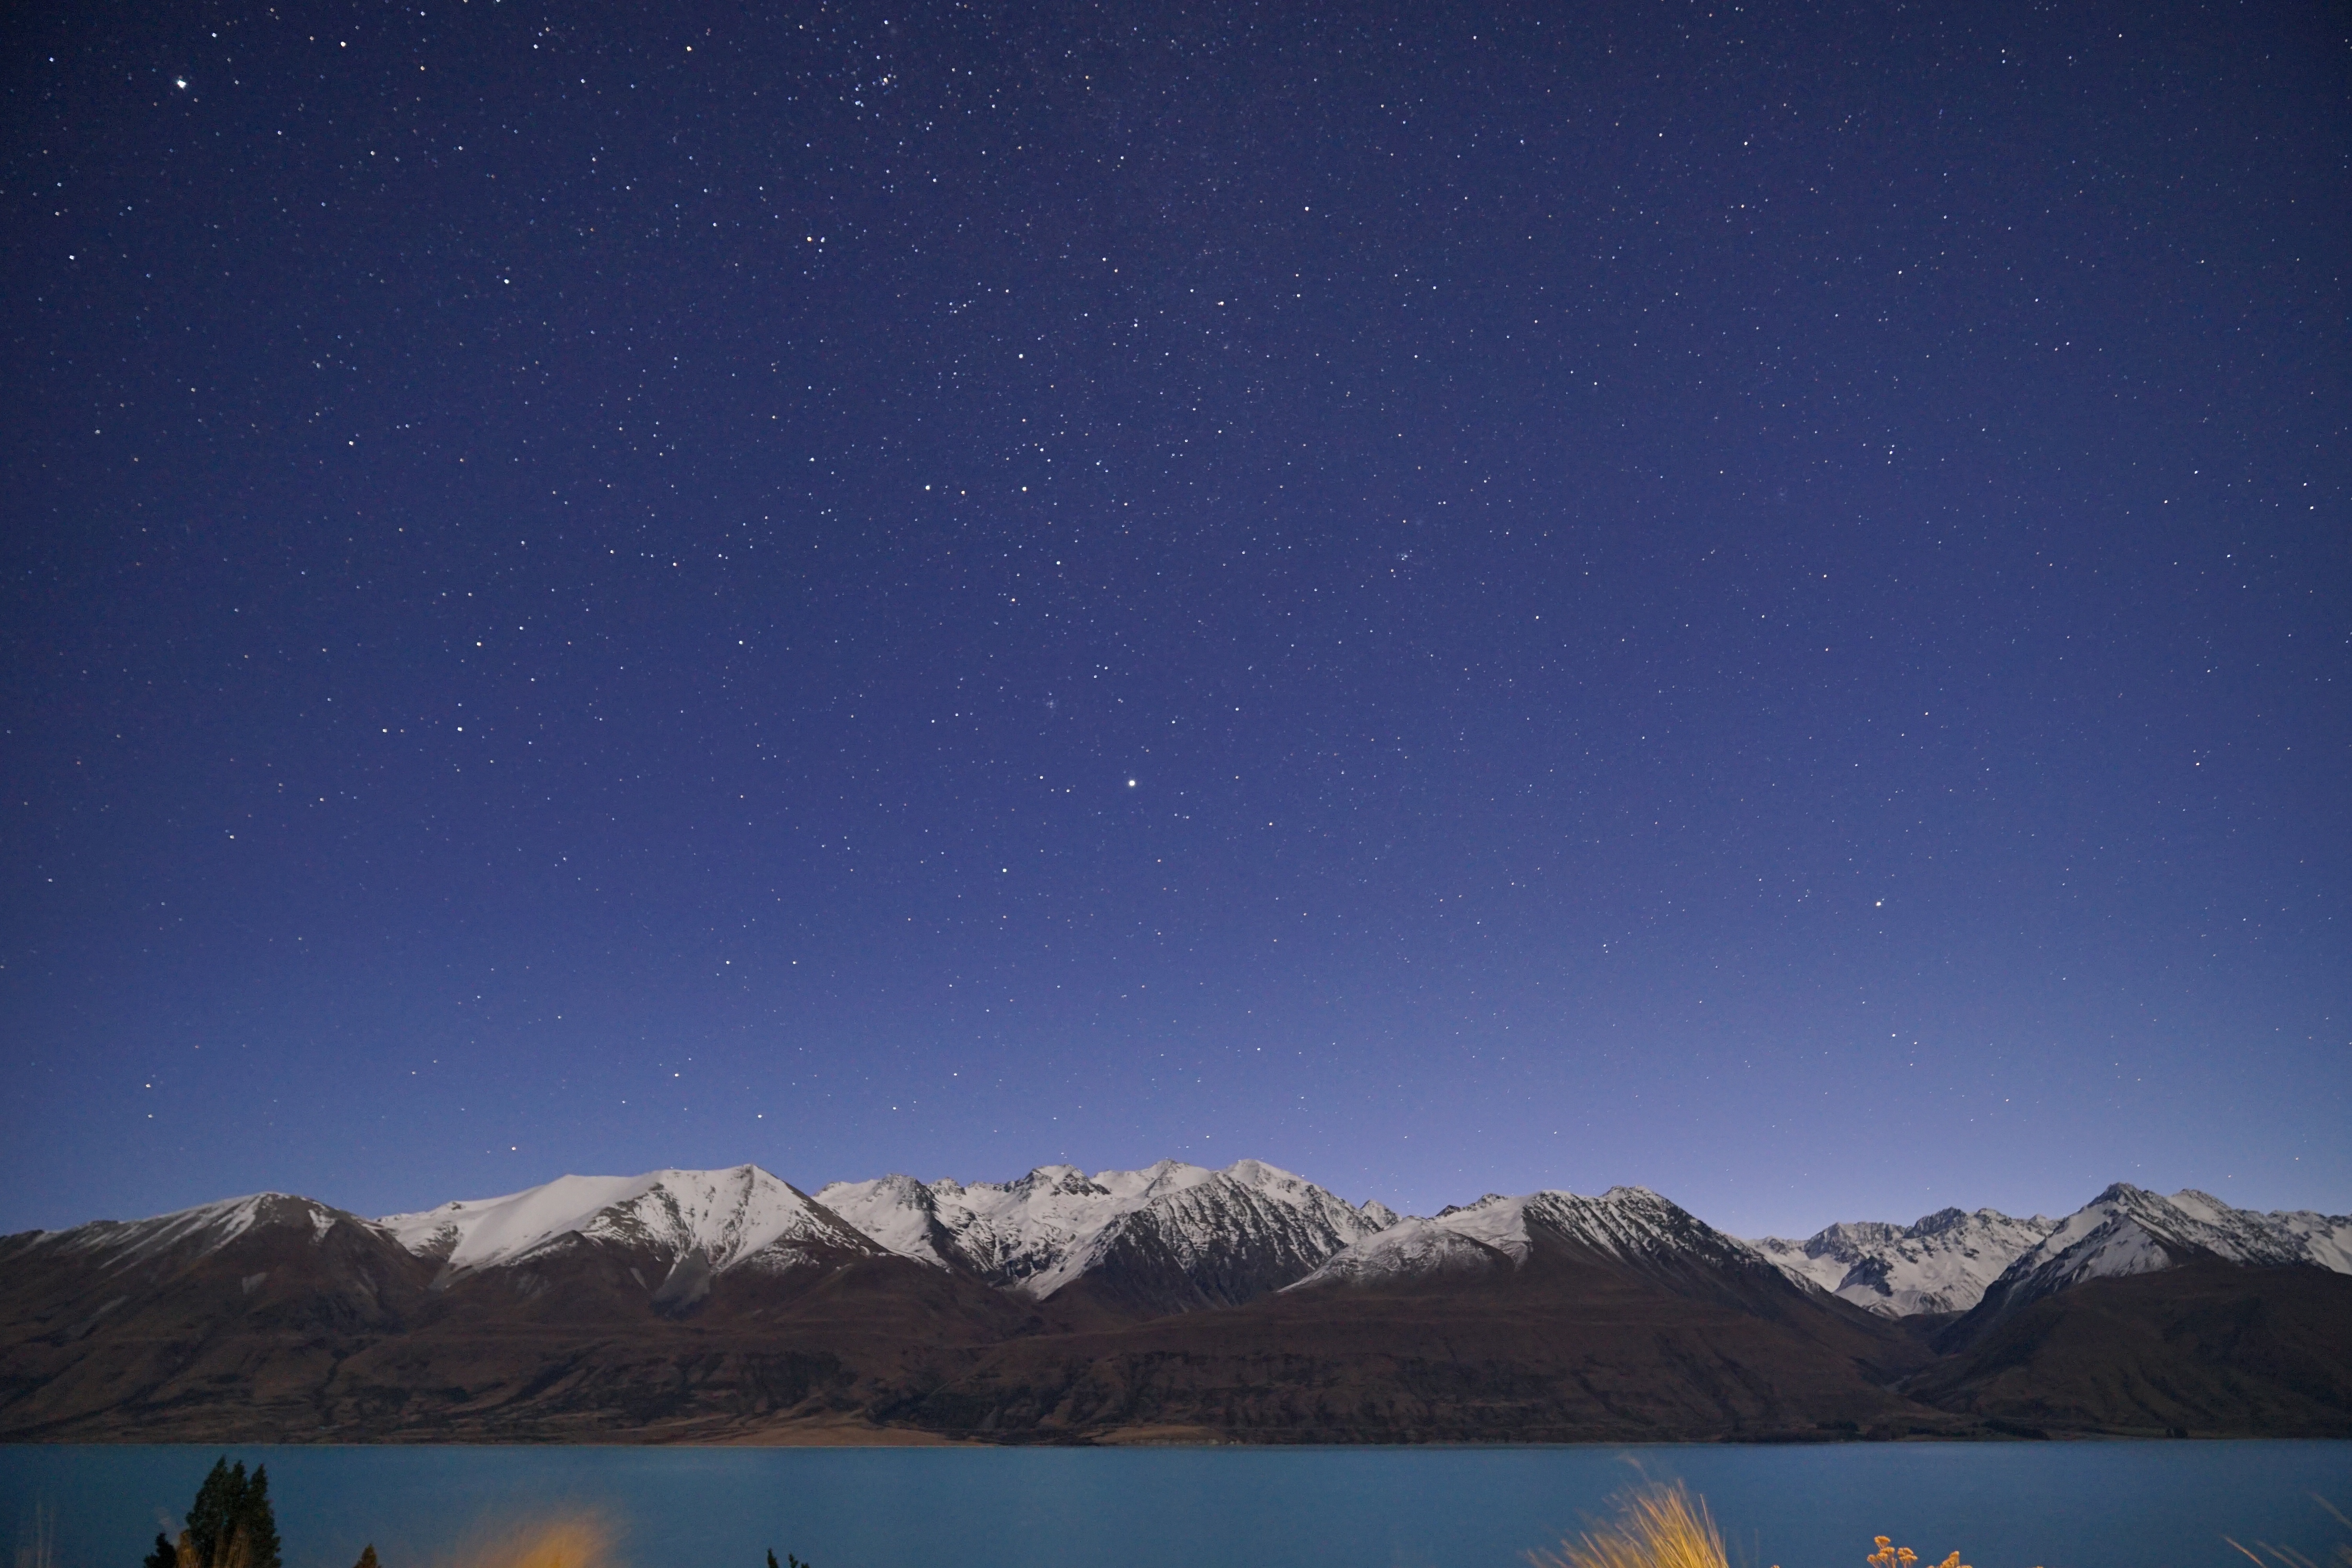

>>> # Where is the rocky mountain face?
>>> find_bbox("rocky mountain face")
[1935,1182,2352,1349]
[919,1189,1952,1445]
[816,1158,1397,1317]
[1744,1207,2060,1317]
[0,1194,437,1440]
[0,1171,1024,1443]
[1290,1186,1769,1296]
[2,1164,2345,1443]
[0,1191,429,1336]
[379,1164,888,1312]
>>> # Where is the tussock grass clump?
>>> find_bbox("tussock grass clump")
[446,1516,613,1568]
[1530,1485,1996,1568]
[14,1502,58,1568]
[2228,1493,2352,1568]
[1528,1482,1729,1568]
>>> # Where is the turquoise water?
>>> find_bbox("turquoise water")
[2,1443,2346,1568]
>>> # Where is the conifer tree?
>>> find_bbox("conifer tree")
[235,1466,283,1568]
[171,1457,284,1568]
[353,1545,381,1568]
[185,1459,245,1568]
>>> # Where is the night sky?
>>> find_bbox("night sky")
[6,0,2347,1240]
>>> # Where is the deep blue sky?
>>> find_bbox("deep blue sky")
[5,0,2346,1239]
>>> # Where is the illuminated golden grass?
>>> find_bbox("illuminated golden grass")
[1527,1482,1728,1568]
[1529,1486,2002,1568]
[439,1515,615,1568]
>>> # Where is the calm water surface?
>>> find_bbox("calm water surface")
[3,1443,2346,1568]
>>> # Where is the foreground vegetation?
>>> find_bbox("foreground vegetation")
[109,1467,1992,1568]
[113,1459,2347,1568]
[1527,1482,1993,1568]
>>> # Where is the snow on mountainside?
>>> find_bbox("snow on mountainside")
[2270,1209,2352,1272]
[1065,1161,1401,1310]
[24,1166,2345,1335]
[1745,1207,2059,1317]
[17,1192,385,1272]
[1288,1186,1752,1290]
[817,1157,1394,1304]
[377,1164,880,1281]
[1958,1183,2352,1333]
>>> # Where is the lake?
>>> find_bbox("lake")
[3,1443,2346,1568]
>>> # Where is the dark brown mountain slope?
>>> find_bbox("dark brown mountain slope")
[0,1198,1036,1442]
[1900,1261,2352,1438]
[299,1248,1040,1443]
[888,1220,1962,1444]
[0,1196,436,1439]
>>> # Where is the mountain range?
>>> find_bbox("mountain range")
[2,1160,2345,1444]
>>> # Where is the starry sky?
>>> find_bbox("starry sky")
[5,0,2347,1240]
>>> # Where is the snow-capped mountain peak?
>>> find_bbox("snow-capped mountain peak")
[377,1163,876,1280]
[1963,1183,2352,1323]
[1744,1205,2059,1317]
[815,1161,1147,1288]
[1286,1184,1747,1291]
[1899,1183,2352,1352]
[1294,1209,1511,1285]
[816,1156,1396,1307]
[41,1192,376,1274]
